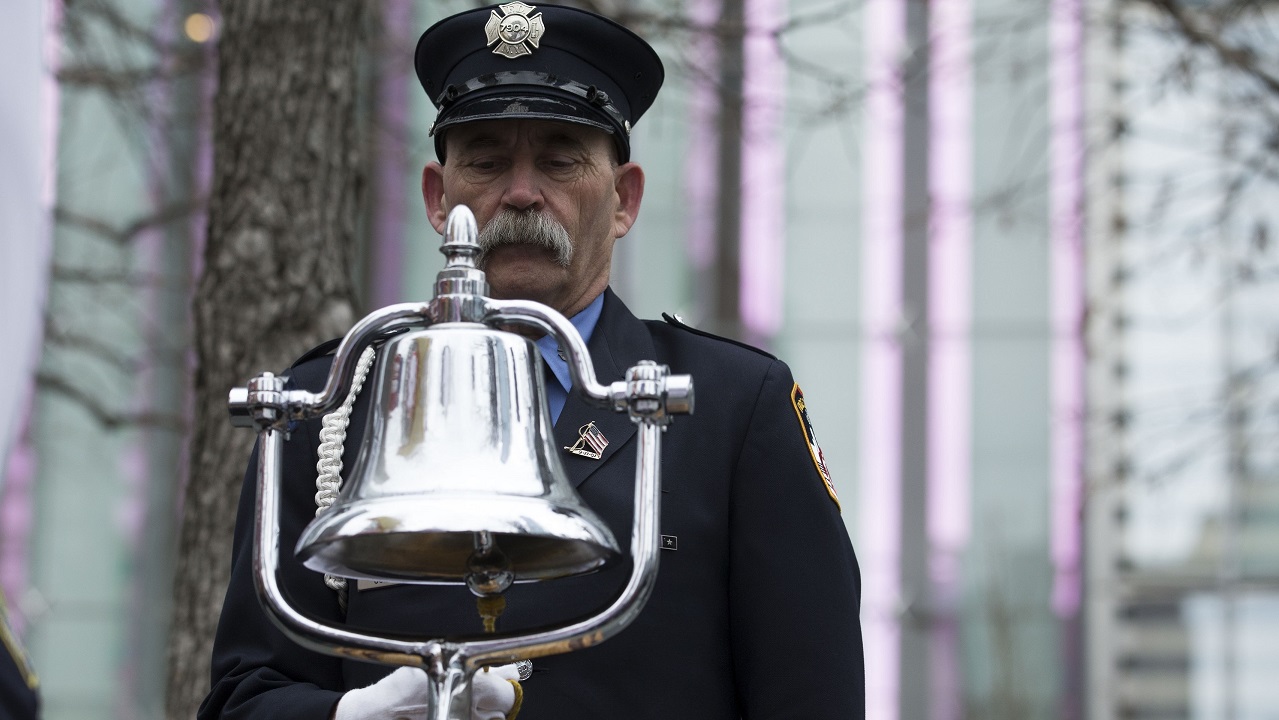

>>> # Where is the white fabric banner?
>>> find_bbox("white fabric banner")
[0,0,56,474]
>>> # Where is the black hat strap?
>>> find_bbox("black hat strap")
[433,70,629,136]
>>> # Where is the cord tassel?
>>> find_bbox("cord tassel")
[315,346,377,610]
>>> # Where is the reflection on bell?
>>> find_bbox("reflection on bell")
[295,324,621,584]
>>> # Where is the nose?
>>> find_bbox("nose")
[501,160,543,212]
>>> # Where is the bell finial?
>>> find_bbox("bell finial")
[441,204,481,268]
[433,206,490,321]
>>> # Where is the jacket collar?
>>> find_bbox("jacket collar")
[552,288,654,489]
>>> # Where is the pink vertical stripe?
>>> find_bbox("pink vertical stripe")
[927,0,973,585]
[861,1,906,718]
[127,0,177,554]
[685,0,719,272]
[1049,0,1085,618]
[369,0,412,307]
[739,0,784,338]
[0,432,35,634]
[928,2,972,718]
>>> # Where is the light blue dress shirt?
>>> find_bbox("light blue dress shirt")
[534,292,604,424]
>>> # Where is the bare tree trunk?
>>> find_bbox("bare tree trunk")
[165,2,369,716]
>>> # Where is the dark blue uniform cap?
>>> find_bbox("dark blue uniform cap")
[415,2,664,163]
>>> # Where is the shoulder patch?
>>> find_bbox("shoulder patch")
[790,383,839,510]
[0,593,37,690]
[660,313,776,359]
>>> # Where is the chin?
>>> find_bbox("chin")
[490,285,558,307]
[484,269,554,302]
[484,258,564,301]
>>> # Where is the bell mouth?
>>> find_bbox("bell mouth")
[296,495,621,583]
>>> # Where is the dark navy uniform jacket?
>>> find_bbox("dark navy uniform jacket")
[200,289,865,719]
[0,648,37,720]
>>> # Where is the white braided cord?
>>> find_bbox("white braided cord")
[315,346,377,598]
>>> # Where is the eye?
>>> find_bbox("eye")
[540,155,580,174]
[460,156,507,177]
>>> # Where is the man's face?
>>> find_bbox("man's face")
[423,119,644,318]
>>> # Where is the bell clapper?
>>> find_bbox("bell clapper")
[466,531,514,633]
[475,595,506,634]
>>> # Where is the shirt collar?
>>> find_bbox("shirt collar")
[535,292,605,392]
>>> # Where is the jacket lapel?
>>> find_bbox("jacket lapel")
[553,289,655,489]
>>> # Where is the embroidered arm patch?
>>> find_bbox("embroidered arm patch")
[0,593,37,690]
[790,383,840,510]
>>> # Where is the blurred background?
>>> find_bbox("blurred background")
[2,0,1278,718]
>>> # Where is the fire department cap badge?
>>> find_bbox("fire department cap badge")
[791,384,839,510]
[486,2,545,59]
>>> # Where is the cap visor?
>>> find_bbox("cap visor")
[432,93,616,136]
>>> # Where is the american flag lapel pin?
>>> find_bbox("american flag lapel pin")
[565,420,609,460]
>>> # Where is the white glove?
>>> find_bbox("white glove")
[334,664,521,720]
[471,664,520,720]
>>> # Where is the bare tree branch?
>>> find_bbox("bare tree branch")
[54,196,206,246]
[35,370,187,431]
[1142,0,1279,96]
[64,0,169,51]
[57,54,206,90]
[51,265,186,290]
[43,321,141,373]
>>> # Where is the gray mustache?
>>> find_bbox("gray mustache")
[477,210,573,268]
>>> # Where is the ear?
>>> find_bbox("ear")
[612,162,645,238]
[422,161,448,233]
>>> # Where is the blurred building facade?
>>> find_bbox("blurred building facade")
[1085,2,1279,718]
[1,0,1276,718]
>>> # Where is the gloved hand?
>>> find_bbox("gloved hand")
[334,664,522,720]
[471,664,521,720]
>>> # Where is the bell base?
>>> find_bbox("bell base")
[296,495,621,583]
